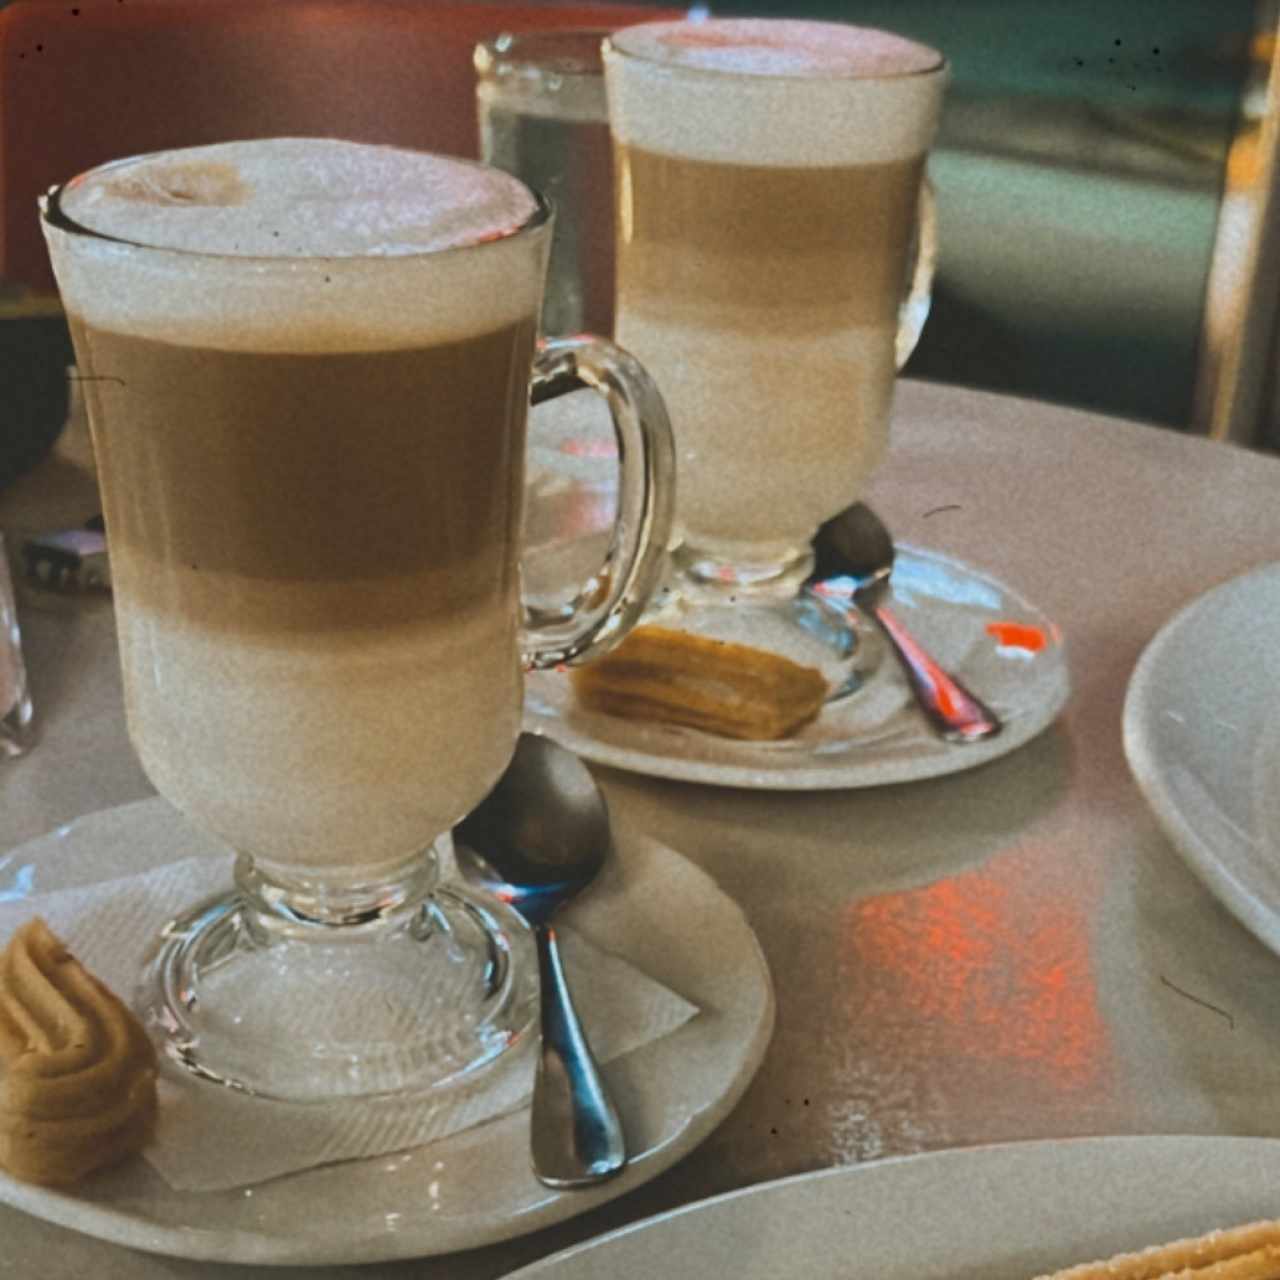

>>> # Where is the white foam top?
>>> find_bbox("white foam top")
[42,138,548,350]
[605,19,947,167]
[58,137,538,258]
[609,18,942,79]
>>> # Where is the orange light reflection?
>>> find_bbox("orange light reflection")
[845,849,1112,1098]
[985,621,1048,652]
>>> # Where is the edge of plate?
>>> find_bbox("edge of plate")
[527,544,1071,790]
[500,1134,1280,1278]
[1122,562,1280,952]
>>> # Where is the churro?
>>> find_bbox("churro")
[1034,1220,1280,1280]
[0,917,157,1185]
[571,624,827,740]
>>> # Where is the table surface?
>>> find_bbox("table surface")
[3,378,1280,1279]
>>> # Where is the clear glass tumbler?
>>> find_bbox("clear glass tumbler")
[475,28,617,338]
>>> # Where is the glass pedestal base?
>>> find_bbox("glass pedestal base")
[139,864,539,1103]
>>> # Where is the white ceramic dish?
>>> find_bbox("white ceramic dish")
[0,798,774,1266]
[525,546,1070,789]
[1124,561,1280,954]
[503,1135,1280,1280]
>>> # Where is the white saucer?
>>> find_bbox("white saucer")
[0,798,774,1267]
[505,1135,1280,1279]
[1124,560,1280,955]
[525,545,1069,789]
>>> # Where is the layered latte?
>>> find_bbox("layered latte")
[605,19,946,563]
[45,139,546,876]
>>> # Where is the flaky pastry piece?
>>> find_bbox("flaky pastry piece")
[1033,1220,1280,1280]
[571,624,828,740]
[0,917,157,1185]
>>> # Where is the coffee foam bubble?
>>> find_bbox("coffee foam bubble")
[605,19,947,167]
[44,139,546,351]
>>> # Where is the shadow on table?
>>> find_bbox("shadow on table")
[601,721,1074,907]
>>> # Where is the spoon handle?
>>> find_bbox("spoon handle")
[872,603,1002,743]
[530,925,627,1188]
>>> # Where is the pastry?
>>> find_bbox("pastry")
[0,917,157,1185]
[571,624,827,740]
[1034,1219,1280,1280]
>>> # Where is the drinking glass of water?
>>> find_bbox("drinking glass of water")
[475,28,617,337]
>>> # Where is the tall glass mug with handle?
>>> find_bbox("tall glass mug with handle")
[604,18,945,697]
[39,138,674,1102]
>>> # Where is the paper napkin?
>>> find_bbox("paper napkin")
[0,850,699,1191]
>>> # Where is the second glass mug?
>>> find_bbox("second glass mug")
[39,138,675,1102]
[605,19,946,612]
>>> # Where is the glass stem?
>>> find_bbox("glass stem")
[233,847,440,932]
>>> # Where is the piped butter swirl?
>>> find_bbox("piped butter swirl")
[0,918,157,1185]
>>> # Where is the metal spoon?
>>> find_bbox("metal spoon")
[811,502,1002,743]
[454,733,626,1188]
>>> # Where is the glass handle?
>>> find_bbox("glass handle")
[521,334,676,669]
[896,174,938,370]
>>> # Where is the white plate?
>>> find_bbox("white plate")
[504,1135,1280,1280]
[525,546,1070,789]
[0,798,774,1267]
[1124,561,1280,955]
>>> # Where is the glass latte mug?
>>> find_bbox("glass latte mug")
[605,19,945,690]
[40,138,674,1101]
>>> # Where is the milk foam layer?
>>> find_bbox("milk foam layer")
[610,17,942,78]
[605,19,947,167]
[59,137,538,258]
[44,139,547,350]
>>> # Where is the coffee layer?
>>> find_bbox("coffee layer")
[616,147,923,326]
[75,318,536,632]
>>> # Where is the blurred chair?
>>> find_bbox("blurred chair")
[912,0,1280,449]
[1193,5,1280,448]
[0,0,676,488]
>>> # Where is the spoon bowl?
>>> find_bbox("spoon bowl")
[454,733,626,1188]
[811,500,896,604]
[455,736,610,926]
[811,503,1001,743]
